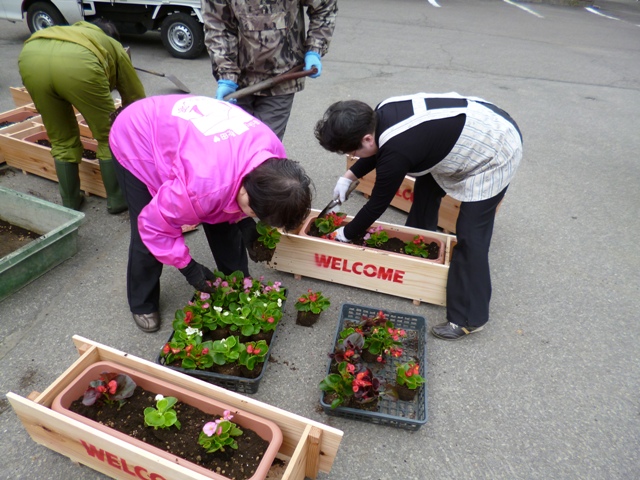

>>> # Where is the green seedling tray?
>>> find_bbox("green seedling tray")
[0,187,84,302]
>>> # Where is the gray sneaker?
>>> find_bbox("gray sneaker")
[431,322,484,340]
[132,312,161,333]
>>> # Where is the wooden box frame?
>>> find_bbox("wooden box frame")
[269,209,457,306]
[7,336,343,480]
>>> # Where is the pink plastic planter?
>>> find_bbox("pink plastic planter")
[52,360,283,480]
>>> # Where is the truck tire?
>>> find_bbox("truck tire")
[26,2,67,33]
[160,13,204,59]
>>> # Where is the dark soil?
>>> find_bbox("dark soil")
[248,241,275,263]
[307,222,440,259]
[296,311,320,327]
[68,386,269,480]
[0,219,41,258]
[35,138,97,160]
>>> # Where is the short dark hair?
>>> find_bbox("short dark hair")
[243,158,313,231]
[314,100,377,154]
[92,18,120,41]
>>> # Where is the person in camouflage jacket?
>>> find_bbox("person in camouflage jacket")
[203,0,338,139]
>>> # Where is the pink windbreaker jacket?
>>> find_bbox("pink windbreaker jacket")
[109,95,286,269]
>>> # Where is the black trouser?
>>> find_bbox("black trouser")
[236,93,295,140]
[406,174,507,328]
[113,158,249,314]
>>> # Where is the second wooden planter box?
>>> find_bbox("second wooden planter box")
[269,210,457,306]
[0,123,106,197]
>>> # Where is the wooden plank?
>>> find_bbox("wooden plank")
[270,210,454,306]
[10,86,32,107]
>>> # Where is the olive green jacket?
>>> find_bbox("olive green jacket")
[26,21,145,106]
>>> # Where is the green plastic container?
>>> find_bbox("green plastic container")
[0,186,85,302]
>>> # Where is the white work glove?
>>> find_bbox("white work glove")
[333,176,353,203]
[334,227,349,243]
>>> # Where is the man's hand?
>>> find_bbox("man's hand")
[333,176,353,202]
[179,259,216,293]
[237,217,260,262]
[333,227,349,243]
[216,79,238,102]
[304,51,322,78]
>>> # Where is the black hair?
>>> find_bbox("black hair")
[243,158,313,231]
[92,18,120,41]
[314,100,377,154]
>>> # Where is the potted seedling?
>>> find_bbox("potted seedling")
[294,289,331,327]
[394,361,425,401]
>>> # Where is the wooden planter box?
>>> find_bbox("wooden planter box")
[346,155,462,233]
[0,124,106,197]
[7,336,343,480]
[269,209,456,306]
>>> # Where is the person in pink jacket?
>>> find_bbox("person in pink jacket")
[110,95,312,332]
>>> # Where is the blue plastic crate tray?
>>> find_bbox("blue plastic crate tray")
[319,303,428,430]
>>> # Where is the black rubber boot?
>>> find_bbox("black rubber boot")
[99,158,128,214]
[54,159,84,210]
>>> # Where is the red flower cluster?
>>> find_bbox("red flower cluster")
[246,344,262,355]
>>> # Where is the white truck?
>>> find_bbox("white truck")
[0,0,205,58]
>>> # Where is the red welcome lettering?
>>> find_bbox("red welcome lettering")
[376,267,394,281]
[314,253,332,268]
[106,451,121,468]
[78,440,167,480]
[80,440,105,461]
[312,254,405,284]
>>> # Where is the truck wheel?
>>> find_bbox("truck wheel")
[160,13,204,59]
[26,2,66,33]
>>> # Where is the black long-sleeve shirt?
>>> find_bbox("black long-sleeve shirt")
[345,98,465,238]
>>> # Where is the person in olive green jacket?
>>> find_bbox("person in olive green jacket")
[18,20,146,212]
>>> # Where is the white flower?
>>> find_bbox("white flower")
[223,311,230,316]
[277,299,282,307]
[254,291,260,297]
[155,394,164,401]
[263,303,268,307]
[185,327,202,337]
[213,306,222,312]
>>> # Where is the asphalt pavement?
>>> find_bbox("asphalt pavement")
[1,1,639,479]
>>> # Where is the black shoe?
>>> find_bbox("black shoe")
[132,312,160,333]
[431,322,484,341]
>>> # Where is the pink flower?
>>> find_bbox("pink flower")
[203,422,217,436]
[202,348,209,355]
[247,345,254,354]
[253,348,261,355]
[200,292,210,301]
[202,303,210,309]
[267,317,274,323]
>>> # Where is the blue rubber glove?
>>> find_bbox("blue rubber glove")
[304,51,322,78]
[216,79,238,102]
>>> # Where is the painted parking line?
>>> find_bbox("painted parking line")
[585,7,621,21]
[427,0,441,7]
[503,0,544,18]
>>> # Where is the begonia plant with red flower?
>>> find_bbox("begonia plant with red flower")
[82,371,137,407]
[314,211,346,237]
[294,289,330,314]
[396,361,425,390]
